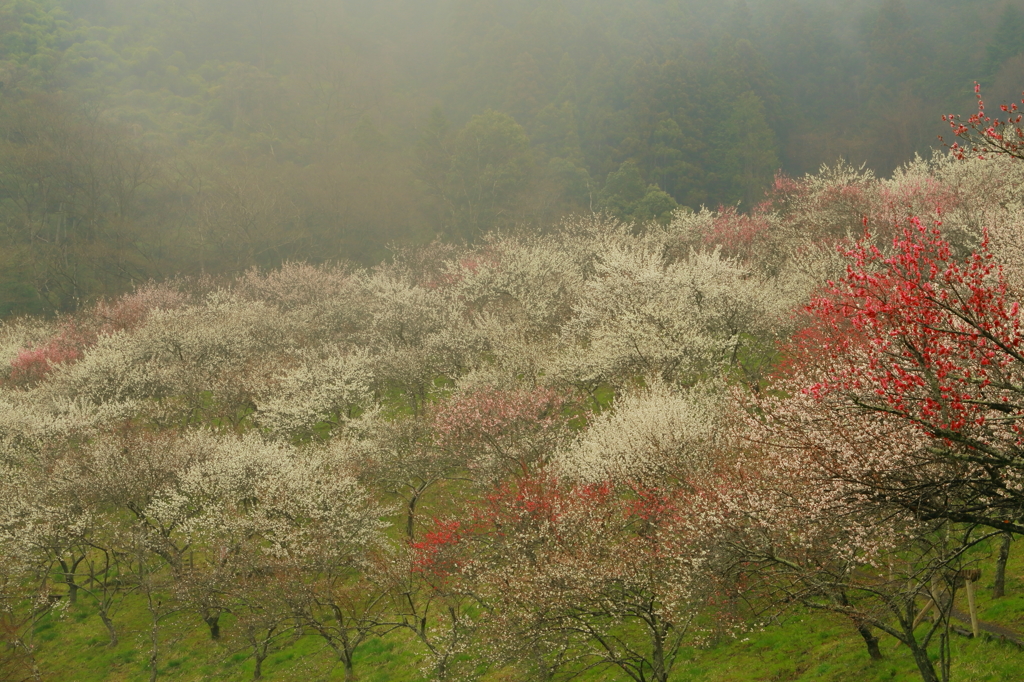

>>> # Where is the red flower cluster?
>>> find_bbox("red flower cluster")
[799,215,1022,433]
[943,82,1024,161]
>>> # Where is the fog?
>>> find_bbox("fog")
[0,0,1019,314]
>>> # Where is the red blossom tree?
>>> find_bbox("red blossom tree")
[943,83,1024,161]
[410,519,464,588]
[389,516,476,681]
[790,214,1024,533]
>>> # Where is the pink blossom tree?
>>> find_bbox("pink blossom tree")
[733,393,993,682]
[462,474,728,682]
[431,386,580,482]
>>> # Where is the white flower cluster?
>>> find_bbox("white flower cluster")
[556,381,723,484]
[562,244,782,385]
[146,432,388,561]
[254,346,373,435]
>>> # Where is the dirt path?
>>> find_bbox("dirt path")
[948,605,1024,647]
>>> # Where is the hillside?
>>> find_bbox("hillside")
[3,149,1024,681]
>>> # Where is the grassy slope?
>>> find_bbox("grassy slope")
[25,553,1024,682]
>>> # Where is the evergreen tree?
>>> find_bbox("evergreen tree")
[719,91,779,209]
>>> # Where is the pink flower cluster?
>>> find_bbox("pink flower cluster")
[432,386,569,447]
[7,325,87,385]
[705,206,772,263]
[6,285,183,386]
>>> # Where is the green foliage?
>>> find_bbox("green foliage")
[717,91,780,209]
[443,110,534,239]
[597,161,647,216]
[984,4,1024,77]
[596,160,679,224]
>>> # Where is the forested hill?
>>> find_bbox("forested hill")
[0,0,1021,314]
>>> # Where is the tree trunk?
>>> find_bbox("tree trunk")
[650,621,669,682]
[204,611,221,640]
[249,630,272,681]
[99,610,118,648]
[994,533,1011,599]
[59,556,84,607]
[856,624,883,661]
[407,494,418,541]
[836,591,883,661]
[909,641,941,682]
[149,615,160,682]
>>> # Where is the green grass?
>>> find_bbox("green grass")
[19,540,1024,681]
[675,614,1023,682]
[21,588,1024,682]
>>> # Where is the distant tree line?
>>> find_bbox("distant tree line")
[0,0,1022,313]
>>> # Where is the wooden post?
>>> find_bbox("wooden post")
[912,597,937,629]
[965,577,980,638]
[896,597,937,647]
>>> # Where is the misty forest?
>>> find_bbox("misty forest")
[4,1,1024,681]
